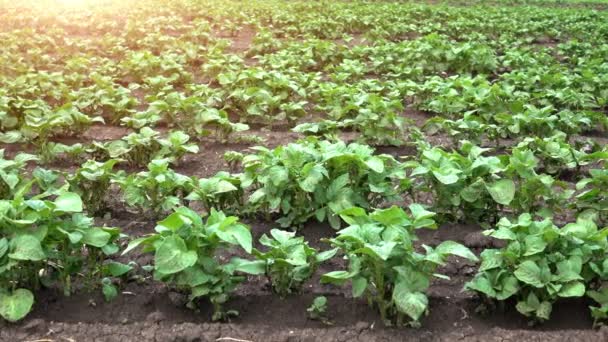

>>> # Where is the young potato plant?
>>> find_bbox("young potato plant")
[466,214,608,323]
[505,149,574,218]
[406,141,576,224]
[19,103,104,159]
[123,207,263,321]
[576,168,608,227]
[185,171,243,213]
[0,191,124,322]
[253,229,337,298]
[322,205,477,326]
[588,286,608,327]
[98,128,198,167]
[513,133,588,177]
[114,158,192,216]
[66,159,120,215]
[241,138,405,229]
[0,150,37,199]
[404,141,511,224]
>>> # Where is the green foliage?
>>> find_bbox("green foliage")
[0,150,37,199]
[241,138,405,228]
[253,229,337,297]
[124,207,263,321]
[405,141,511,223]
[185,172,243,213]
[96,128,198,167]
[322,206,477,326]
[114,158,192,215]
[307,296,329,323]
[67,159,120,215]
[576,167,608,226]
[466,214,608,322]
[0,191,123,321]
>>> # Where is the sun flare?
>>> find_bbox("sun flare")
[56,0,94,7]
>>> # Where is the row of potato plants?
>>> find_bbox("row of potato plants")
[4,132,606,229]
[1,137,607,325]
[2,2,608,151]
[3,185,608,327]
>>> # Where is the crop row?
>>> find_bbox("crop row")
[1,136,607,325]
[1,1,608,152]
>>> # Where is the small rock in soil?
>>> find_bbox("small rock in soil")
[168,291,188,307]
[354,321,369,332]
[21,318,47,333]
[463,231,493,248]
[147,311,167,323]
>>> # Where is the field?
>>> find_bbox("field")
[1,0,608,341]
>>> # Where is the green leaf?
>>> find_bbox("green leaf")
[497,275,520,300]
[8,235,45,261]
[0,289,34,322]
[523,235,547,256]
[536,301,552,320]
[156,212,187,232]
[154,236,197,275]
[321,270,354,284]
[365,157,384,173]
[299,164,326,192]
[54,192,83,212]
[268,166,288,186]
[315,248,338,263]
[514,261,544,288]
[479,249,503,271]
[82,228,112,248]
[106,262,133,277]
[435,241,478,261]
[558,282,585,298]
[361,241,397,261]
[352,276,367,297]
[231,258,265,275]
[228,224,253,253]
[486,179,515,205]
[393,288,428,321]
[432,170,459,185]
[370,206,409,227]
[465,276,496,297]
[0,238,8,258]
[102,278,118,302]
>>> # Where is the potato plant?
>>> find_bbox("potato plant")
[241,138,405,229]
[123,207,263,321]
[253,228,337,298]
[322,205,477,326]
[466,214,608,322]
[0,191,123,322]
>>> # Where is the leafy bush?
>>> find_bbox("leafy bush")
[241,138,405,228]
[124,207,262,320]
[114,158,192,216]
[0,191,123,322]
[466,214,608,322]
[185,171,243,213]
[0,150,37,199]
[96,128,198,167]
[253,228,336,297]
[322,206,477,326]
[66,159,120,215]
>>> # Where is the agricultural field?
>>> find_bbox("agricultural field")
[0,0,608,340]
